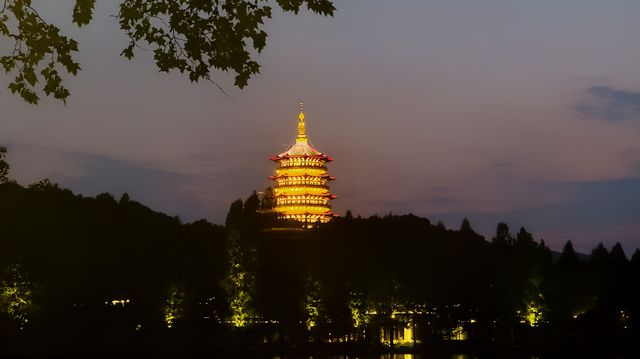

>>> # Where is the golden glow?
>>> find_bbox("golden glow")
[273,185,329,196]
[305,278,321,331]
[276,167,327,177]
[270,107,335,225]
[279,158,325,168]
[518,274,546,327]
[163,287,185,328]
[109,299,131,306]
[450,324,468,340]
[276,176,328,187]
[403,326,414,343]
[275,205,331,215]
[519,298,544,327]
[276,195,329,206]
[227,232,256,327]
[380,324,416,347]
[280,213,331,223]
[349,291,367,329]
[297,105,306,139]
[0,264,35,330]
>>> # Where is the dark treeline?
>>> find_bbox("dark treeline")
[1,178,640,357]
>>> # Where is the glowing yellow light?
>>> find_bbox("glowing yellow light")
[163,287,185,328]
[269,107,335,225]
[305,279,321,331]
[349,292,367,329]
[517,299,544,327]
[450,324,468,340]
[0,264,35,330]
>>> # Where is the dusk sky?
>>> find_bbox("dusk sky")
[1,1,639,253]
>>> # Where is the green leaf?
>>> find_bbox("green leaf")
[23,67,37,86]
[0,56,15,73]
[72,0,96,27]
[20,88,40,104]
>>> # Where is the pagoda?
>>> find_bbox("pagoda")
[269,104,336,224]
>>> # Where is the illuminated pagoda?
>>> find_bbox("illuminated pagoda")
[269,103,336,224]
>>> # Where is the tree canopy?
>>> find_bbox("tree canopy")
[0,0,335,104]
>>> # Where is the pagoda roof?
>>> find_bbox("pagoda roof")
[279,140,321,157]
[270,153,333,161]
[271,107,332,161]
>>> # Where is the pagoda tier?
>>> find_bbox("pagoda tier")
[269,106,336,224]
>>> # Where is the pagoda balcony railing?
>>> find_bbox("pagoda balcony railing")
[276,165,328,172]
[278,161,327,168]
[276,198,330,206]
[274,204,333,213]
[274,184,330,192]
[276,179,329,186]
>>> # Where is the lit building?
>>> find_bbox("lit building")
[269,104,336,224]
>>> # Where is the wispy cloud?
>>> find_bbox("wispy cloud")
[575,86,640,122]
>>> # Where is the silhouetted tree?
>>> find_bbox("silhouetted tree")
[558,240,578,266]
[492,222,513,245]
[631,249,640,267]
[260,187,275,210]
[1,153,639,355]
[515,226,535,248]
[225,199,244,229]
[28,178,59,191]
[0,0,335,103]
[538,239,553,264]
[460,218,472,232]
[119,192,131,204]
[241,191,260,231]
[344,210,353,220]
[590,243,609,265]
[609,242,628,265]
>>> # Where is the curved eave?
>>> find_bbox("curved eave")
[274,193,336,198]
[269,174,335,180]
[275,207,335,216]
[270,154,333,162]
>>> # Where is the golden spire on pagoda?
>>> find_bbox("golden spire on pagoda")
[297,101,307,142]
[268,103,336,225]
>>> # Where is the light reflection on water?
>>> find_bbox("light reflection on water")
[286,356,544,359]
[271,355,479,359]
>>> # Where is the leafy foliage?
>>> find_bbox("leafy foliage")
[163,283,186,328]
[0,0,334,104]
[0,182,638,354]
[0,263,36,330]
[0,0,80,104]
[0,146,8,183]
[72,0,96,27]
[0,161,638,354]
